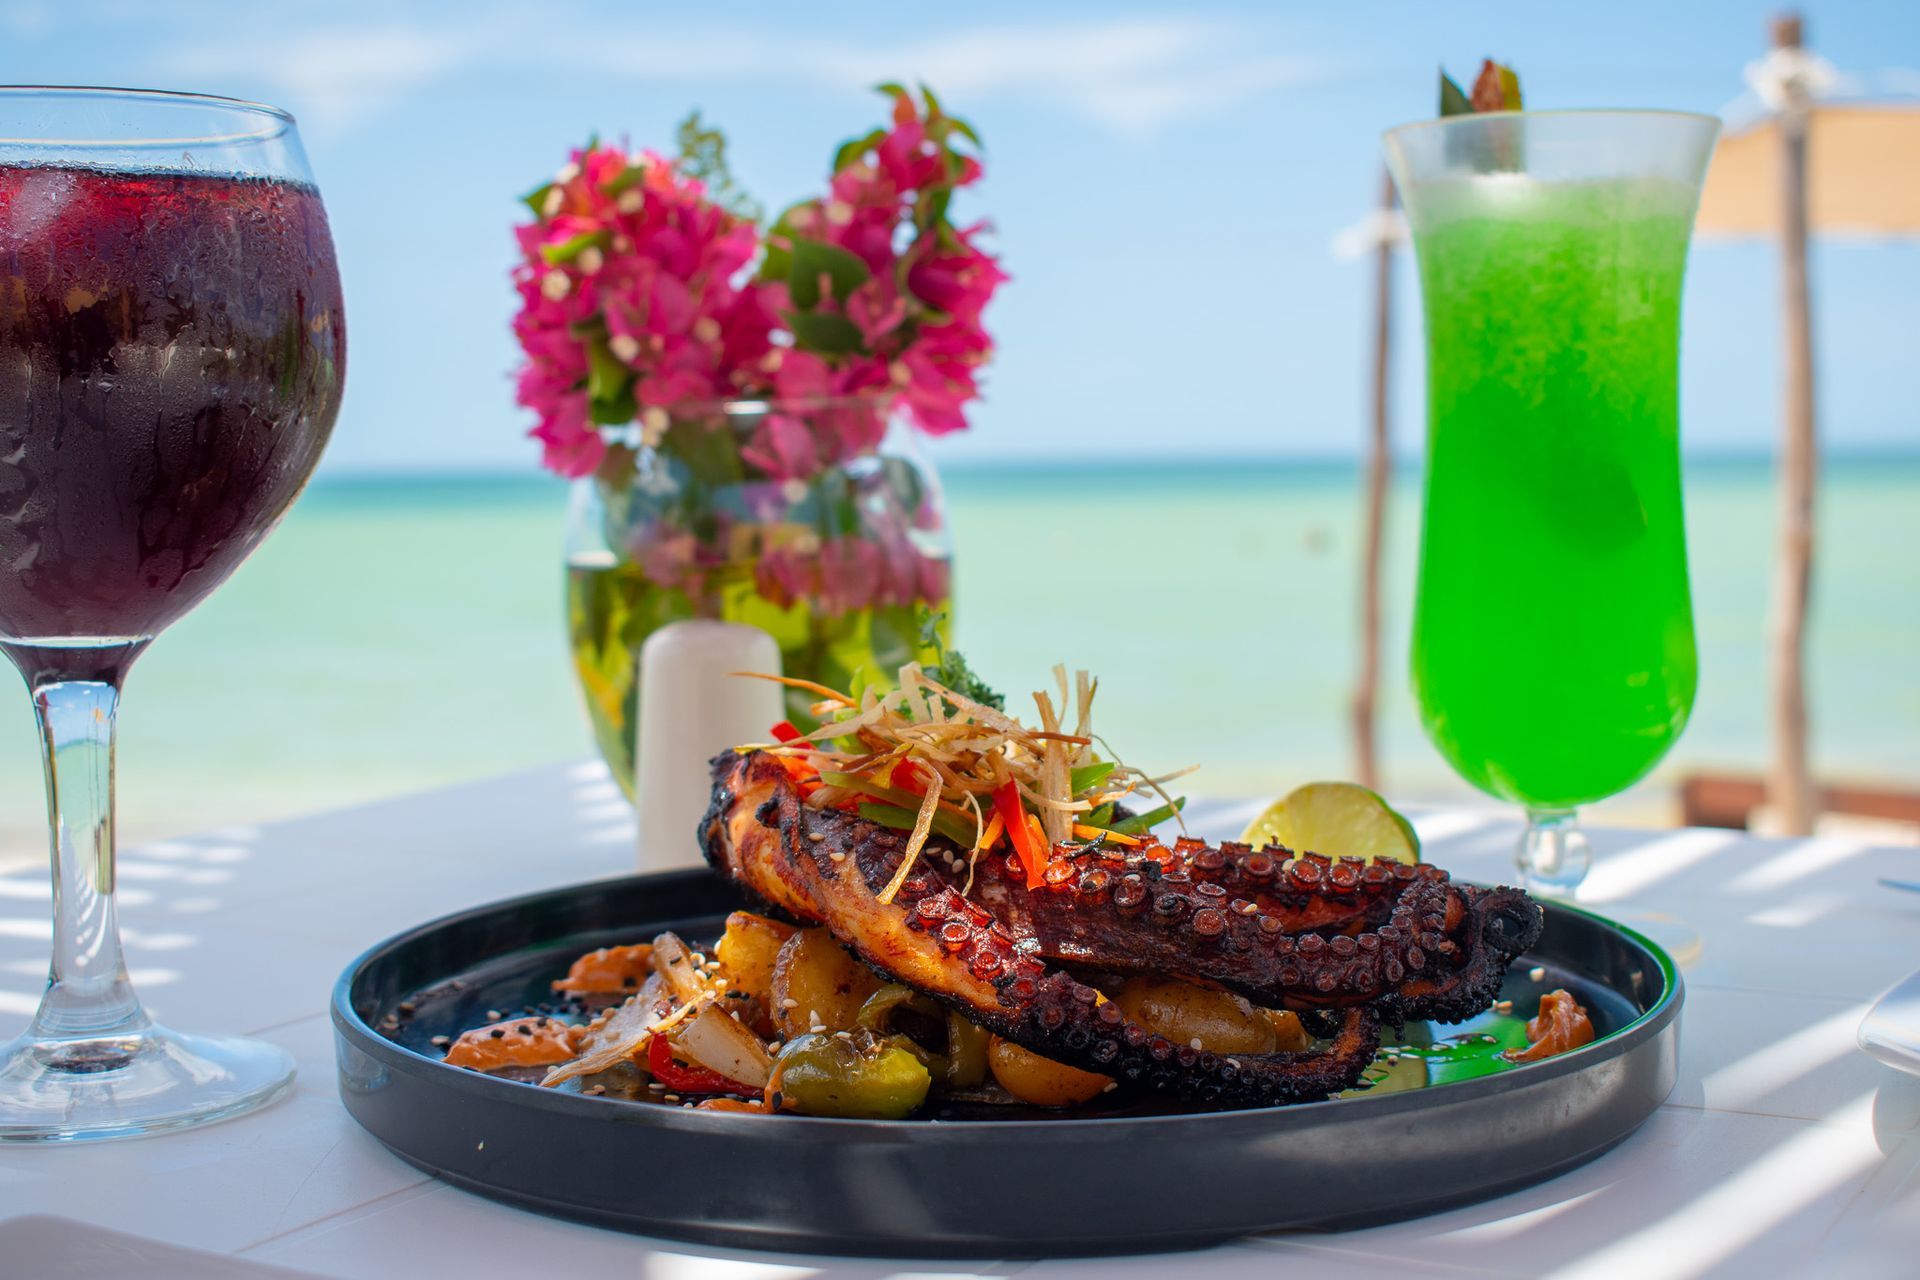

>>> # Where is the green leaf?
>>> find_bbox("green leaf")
[1084,802,1115,828]
[787,237,872,310]
[522,182,555,218]
[585,334,629,404]
[915,607,1005,710]
[833,128,886,174]
[675,109,762,221]
[1070,761,1116,795]
[540,229,610,265]
[919,82,943,119]
[606,163,647,196]
[588,382,636,426]
[945,114,985,152]
[918,186,952,233]
[785,311,867,355]
[1439,70,1473,117]
[1496,64,1523,110]
[874,81,910,103]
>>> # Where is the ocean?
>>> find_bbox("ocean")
[0,455,1912,867]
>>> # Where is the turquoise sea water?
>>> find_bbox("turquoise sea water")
[0,455,1912,863]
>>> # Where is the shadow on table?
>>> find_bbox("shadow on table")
[0,829,258,1033]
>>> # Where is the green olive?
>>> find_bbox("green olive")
[855,984,992,1089]
[766,1032,931,1119]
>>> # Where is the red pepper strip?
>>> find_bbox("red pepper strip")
[770,720,804,743]
[646,1032,756,1096]
[993,780,1048,890]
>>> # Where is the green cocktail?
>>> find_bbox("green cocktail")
[1411,177,1699,807]
[1386,110,1718,895]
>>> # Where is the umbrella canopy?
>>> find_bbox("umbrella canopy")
[1697,104,1920,237]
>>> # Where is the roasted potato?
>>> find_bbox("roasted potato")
[1113,977,1279,1056]
[1265,1008,1312,1052]
[713,911,797,1006]
[986,1036,1111,1107]
[769,928,881,1039]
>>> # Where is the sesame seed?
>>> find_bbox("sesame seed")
[431,1035,451,1047]
[1495,1000,1514,1014]
[767,1041,783,1053]
[810,1024,827,1035]
[1101,1082,1118,1093]
[664,1093,682,1103]
[691,953,707,967]
[587,1084,606,1096]
[808,1010,821,1025]
[516,1024,533,1035]
[808,832,826,843]
[1189,1038,1203,1051]
[489,1028,505,1039]
[834,1030,852,1040]
[647,1082,665,1092]
[1529,967,1547,982]
[486,1010,502,1021]
[830,851,847,863]
[780,998,799,1009]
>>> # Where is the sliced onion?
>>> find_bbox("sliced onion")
[541,972,670,1087]
[674,1002,773,1089]
[650,931,709,1005]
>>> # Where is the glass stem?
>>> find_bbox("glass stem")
[27,677,146,1043]
[1517,807,1592,900]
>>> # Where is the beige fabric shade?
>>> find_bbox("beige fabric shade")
[1696,105,1920,237]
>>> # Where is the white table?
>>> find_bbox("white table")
[1,762,1916,1279]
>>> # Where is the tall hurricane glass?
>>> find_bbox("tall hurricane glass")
[0,89,344,1141]
[1384,111,1717,906]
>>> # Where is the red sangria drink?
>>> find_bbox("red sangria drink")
[0,89,344,1143]
[0,166,343,659]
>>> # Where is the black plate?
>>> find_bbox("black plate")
[331,870,1681,1257]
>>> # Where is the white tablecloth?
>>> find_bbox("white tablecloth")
[1,762,1916,1279]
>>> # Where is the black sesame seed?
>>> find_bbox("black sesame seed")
[489,1028,505,1039]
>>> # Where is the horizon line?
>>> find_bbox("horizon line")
[308,443,1920,485]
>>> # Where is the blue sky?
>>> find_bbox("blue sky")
[7,0,1917,475]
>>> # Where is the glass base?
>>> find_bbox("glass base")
[0,1023,295,1143]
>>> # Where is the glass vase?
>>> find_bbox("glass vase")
[564,400,953,797]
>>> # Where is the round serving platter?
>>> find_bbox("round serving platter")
[331,869,1681,1257]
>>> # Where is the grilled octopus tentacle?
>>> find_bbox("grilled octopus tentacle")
[701,751,1380,1106]
[980,840,1538,1024]
[702,750,1541,1108]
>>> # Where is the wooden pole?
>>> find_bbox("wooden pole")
[1351,170,1396,791]
[1768,12,1819,835]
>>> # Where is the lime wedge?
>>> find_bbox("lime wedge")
[1239,781,1420,864]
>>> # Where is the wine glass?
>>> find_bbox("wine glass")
[0,88,344,1141]
[1383,111,1717,931]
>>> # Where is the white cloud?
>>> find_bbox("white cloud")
[158,12,1330,138]
[162,24,483,138]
